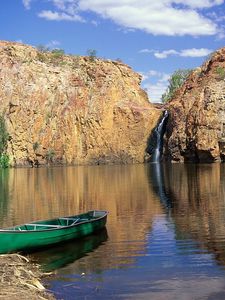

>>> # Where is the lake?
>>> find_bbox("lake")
[0,163,225,299]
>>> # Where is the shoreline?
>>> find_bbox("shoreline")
[0,254,55,299]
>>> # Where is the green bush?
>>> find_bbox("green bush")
[33,142,39,152]
[216,67,225,80]
[49,49,65,65]
[0,116,9,156]
[87,49,97,61]
[51,48,64,58]
[36,45,49,53]
[0,154,9,168]
[46,149,55,163]
[162,69,192,103]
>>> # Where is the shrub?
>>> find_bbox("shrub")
[36,45,49,53]
[162,69,192,103]
[33,142,39,152]
[87,49,97,61]
[0,154,9,168]
[216,66,225,80]
[36,45,49,63]
[49,49,65,65]
[51,48,65,57]
[0,116,9,156]
[46,149,55,163]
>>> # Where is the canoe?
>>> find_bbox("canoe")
[0,210,108,254]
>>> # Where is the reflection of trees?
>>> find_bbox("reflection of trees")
[154,163,225,266]
[0,170,9,226]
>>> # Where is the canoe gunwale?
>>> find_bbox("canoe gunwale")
[0,210,108,234]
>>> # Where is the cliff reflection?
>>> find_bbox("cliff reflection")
[0,165,163,271]
[149,163,225,267]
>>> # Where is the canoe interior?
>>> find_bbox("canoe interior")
[4,210,107,232]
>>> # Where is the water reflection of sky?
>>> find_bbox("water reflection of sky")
[48,214,225,300]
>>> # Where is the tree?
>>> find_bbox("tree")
[0,116,8,156]
[0,115,9,168]
[161,69,192,103]
[86,49,97,61]
[36,45,49,53]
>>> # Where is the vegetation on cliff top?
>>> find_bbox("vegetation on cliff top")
[36,45,98,65]
[162,69,192,103]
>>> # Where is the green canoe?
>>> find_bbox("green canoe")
[0,210,108,254]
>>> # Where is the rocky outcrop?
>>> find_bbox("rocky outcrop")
[0,41,161,166]
[165,48,225,162]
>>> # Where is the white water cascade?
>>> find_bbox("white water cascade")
[151,110,169,163]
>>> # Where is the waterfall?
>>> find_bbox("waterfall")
[151,110,169,163]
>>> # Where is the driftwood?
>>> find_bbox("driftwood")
[0,254,54,299]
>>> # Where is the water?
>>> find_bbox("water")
[0,163,225,299]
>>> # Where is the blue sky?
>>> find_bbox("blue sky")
[1,0,225,102]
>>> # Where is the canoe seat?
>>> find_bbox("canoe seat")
[58,217,88,226]
[25,223,63,230]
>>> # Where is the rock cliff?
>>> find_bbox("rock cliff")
[165,48,225,162]
[0,41,161,166]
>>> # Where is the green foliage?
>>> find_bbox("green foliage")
[46,149,55,163]
[51,48,65,57]
[87,49,97,61]
[33,142,39,152]
[0,116,9,156]
[36,45,49,53]
[36,45,49,62]
[0,154,9,168]
[50,49,65,65]
[216,66,225,80]
[161,69,192,103]
[36,46,65,65]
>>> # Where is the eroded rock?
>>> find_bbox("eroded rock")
[0,41,161,166]
[165,48,225,162]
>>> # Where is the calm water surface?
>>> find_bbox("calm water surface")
[0,163,225,299]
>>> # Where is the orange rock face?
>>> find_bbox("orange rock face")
[165,48,225,162]
[0,41,161,166]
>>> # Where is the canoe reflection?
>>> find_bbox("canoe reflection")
[31,228,108,272]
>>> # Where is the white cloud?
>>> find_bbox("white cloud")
[140,70,170,103]
[171,0,223,9]
[46,40,61,49]
[77,1,219,36]
[38,10,85,22]
[139,49,153,54]
[25,0,223,36]
[22,0,32,9]
[180,48,212,57]
[140,48,212,59]
[144,81,169,103]
[154,50,179,59]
